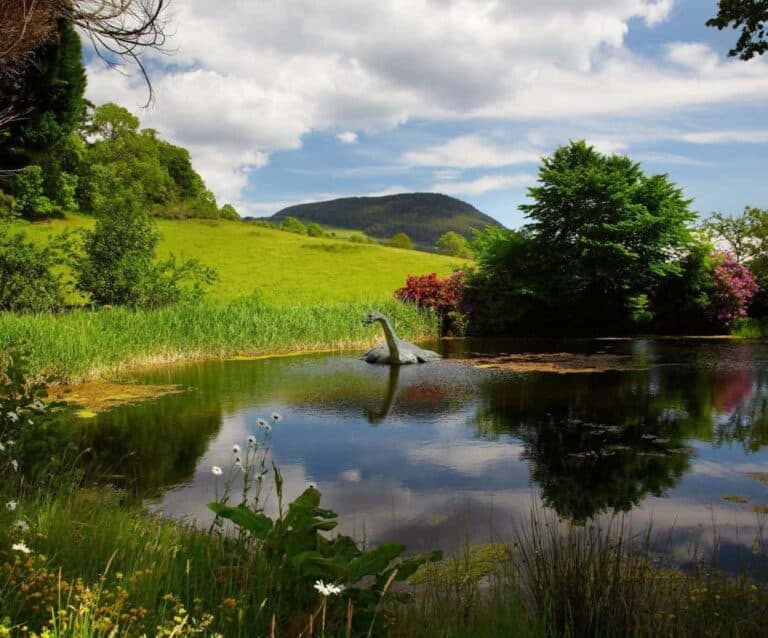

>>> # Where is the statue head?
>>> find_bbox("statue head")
[362,311,385,326]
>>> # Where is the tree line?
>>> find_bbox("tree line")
[402,141,765,336]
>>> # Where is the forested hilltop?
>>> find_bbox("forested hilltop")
[0,22,238,222]
[270,193,503,248]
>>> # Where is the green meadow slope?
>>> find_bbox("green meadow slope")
[11,214,469,304]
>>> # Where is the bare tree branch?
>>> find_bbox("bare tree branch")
[0,0,169,103]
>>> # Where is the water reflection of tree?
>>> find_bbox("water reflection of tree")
[74,394,221,495]
[475,372,693,523]
[713,373,768,452]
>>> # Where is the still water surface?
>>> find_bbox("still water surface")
[77,339,768,573]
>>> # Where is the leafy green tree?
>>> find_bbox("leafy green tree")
[650,244,715,333]
[519,141,697,332]
[702,210,754,262]
[387,232,414,250]
[436,231,472,258]
[708,0,767,59]
[218,203,240,220]
[0,231,64,312]
[469,227,542,333]
[282,216,308,234]
[82,105,175,213]
[74,194,218,308]
[11,166,59,218]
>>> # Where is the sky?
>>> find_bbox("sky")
[83,0,768,228]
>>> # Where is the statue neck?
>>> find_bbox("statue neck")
[376,317,400,359]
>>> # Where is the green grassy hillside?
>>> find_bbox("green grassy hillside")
[269,192,503,248]
[11,214,468,304]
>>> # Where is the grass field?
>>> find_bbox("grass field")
[11,214,467,304]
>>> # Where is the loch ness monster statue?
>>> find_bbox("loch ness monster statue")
[361,311,441,365]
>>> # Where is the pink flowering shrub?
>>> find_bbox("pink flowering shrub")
[708,252,759,328]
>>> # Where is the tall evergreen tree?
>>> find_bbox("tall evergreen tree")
[0,20,86,170]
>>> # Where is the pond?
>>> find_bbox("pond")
[73,338,768,575]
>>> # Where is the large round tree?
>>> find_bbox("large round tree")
[520,140,698,332]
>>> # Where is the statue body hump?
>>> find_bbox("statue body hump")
[361,311,441,365]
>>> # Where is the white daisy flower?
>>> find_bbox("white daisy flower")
[212,466,223,476]
[232,444,241,455]
[5,500,16,511]
[247,435,256,445]
[271,412,282,422]
[314,580,344,596]
[264,424,272,433]
[33,399,46,411]
[257,418,267,428]
[13,520,29,533]
[12,541,31,554]
[6,411,18,423]
[7,440,15,446]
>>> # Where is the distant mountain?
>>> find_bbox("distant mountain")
[270,193,503,248]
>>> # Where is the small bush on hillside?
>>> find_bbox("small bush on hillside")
[281,216,307,234]
[219,203,239,220]
[387,232,413,250]
[0,232,64,312]
[395,271,467,335]
[436,231,472,258]
[306,221,326,237]
[74,200,218,308]
[0,190,16,219]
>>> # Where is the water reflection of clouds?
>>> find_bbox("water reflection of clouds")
[132,342,768,573]
[406,440,526,477]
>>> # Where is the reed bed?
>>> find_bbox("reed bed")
[0,298,438,381]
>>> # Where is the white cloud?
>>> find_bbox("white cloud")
[635,151,708,165]
[682,130,768,144]
[404,135,540,169]
[84,0,768,207]
[434,173,536,196]
[666,42,720,70]
[584,137,629,155]
[336,131,358,144]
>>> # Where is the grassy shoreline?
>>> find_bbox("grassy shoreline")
[2,483,767,637]
[0,298,438,382]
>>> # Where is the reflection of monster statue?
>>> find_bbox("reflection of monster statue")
[362,311,441,365]
[364,366,400,424]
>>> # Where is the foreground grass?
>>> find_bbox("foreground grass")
[11,214,467,305]
[0,298,437,381]
[2,484,767,638]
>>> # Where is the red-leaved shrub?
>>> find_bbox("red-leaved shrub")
[395,271,467,334]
